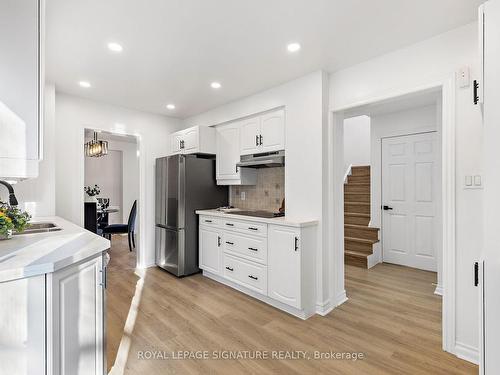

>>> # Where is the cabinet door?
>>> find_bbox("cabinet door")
[261,110,285,153]
[47,255,105,375]
[199,226,222,274]
[268,225,301,308]
[0,0,42,162]
[182,127,199,153]
[216,124,241,180]
[240,117,261,155]
[171,133,182,154]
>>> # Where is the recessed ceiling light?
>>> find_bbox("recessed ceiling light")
[287,42,301,53]
[166,104,176,110]
[107,42,123,52]
[79,81,91,88]
[211,82,222,89]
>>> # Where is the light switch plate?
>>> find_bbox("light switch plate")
[465,175,473,186]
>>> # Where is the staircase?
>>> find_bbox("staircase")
[344,166,380,268]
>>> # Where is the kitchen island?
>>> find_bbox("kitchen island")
[196,209,318,319]
[0,216,110,375]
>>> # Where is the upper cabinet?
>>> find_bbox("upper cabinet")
[0,0,44,179]
[216,122,257,185]
[169,125,216,155]
[240,109,285,156]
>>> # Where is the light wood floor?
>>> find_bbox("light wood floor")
[106,235,478,375]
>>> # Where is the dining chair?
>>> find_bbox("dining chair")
[102,200,137,251]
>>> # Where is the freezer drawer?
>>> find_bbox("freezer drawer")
[155,226,185,276]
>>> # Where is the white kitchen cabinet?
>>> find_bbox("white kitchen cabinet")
[240,117,262,155]
[169,125,216,155]
[267,225,301,308]
[239,109,285,156]
[47,255,105,375]
[0,0,44,179]
[0,252,107,375]
[216,123,257,185]
[197,213,317,319]
[199,225,223,275]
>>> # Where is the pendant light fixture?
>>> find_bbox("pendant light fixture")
[85,131,108,157]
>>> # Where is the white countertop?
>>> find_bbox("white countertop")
[196,209,318,228]
[0,216,110,283]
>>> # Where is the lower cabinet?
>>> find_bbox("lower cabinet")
[198,215,316,318]
[0,253,107,375]
[47,255,105,375]
[199,225,223,275]
[267,225,301,309]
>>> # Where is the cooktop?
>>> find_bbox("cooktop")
[229,210,285,219]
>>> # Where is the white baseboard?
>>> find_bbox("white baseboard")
[316,300,334,316]
[434,284,443,296]
[454,342,479,365]
[335,290,348,307]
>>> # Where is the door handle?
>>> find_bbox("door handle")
[217,236,221,247]
[474,262,479,287]
[259,135,263,146]
[382,205,393,211]
[294,237,299,251]
[256,135,259,146]
[473,80,479,105]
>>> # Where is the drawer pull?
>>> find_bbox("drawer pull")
[226,223,234,227]
[225,266,234,272]
[248,275,258,280]
[248,227,258,231]
[248,247,258,252]
[294,237,299,251]
[204,219,213,223]
[226,241,234,245]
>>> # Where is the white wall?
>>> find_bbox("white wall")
[10,84,56,217]
[184,71,331,311]
[55,93,182,267]
[343,115,370,172]
[330,22,483,361]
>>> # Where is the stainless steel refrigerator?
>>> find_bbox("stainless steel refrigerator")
[155,155,228,276]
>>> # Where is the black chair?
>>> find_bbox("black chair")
[102,200,137,251]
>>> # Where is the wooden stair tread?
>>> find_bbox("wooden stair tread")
[345,236,379,244]
[345,250,369,258]
[345,224,379,232]
[344,182,370,186]
[345,202,370,205]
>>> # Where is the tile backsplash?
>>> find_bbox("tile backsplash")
[230,167,285,211]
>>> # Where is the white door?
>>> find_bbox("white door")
[240,117,261,155]
[381,132,439,271]
[216,123,241,181]
[182,127,199,153]
[268,225,301,308]
[47,255,105,375]
[199,226,222,275]
[261,110,285,153]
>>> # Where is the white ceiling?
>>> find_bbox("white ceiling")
[46,0,483,119]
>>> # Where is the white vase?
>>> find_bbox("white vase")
[85,195,98,203]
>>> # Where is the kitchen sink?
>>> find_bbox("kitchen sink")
[13,222,62,235]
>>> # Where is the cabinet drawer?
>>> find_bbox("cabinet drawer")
[222,254,267,295]
[224,232,267,265]
[223,219,268,237]
[199,216,221,227]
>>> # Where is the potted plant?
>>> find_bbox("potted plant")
[84,185,101,203]
[0,202,31,240]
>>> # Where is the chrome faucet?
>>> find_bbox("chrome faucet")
[0,180,18,206]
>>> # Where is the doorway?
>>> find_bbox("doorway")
[329,80,456,353]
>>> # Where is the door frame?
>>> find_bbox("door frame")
[380,131,440,271]
[327,77,456,354]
